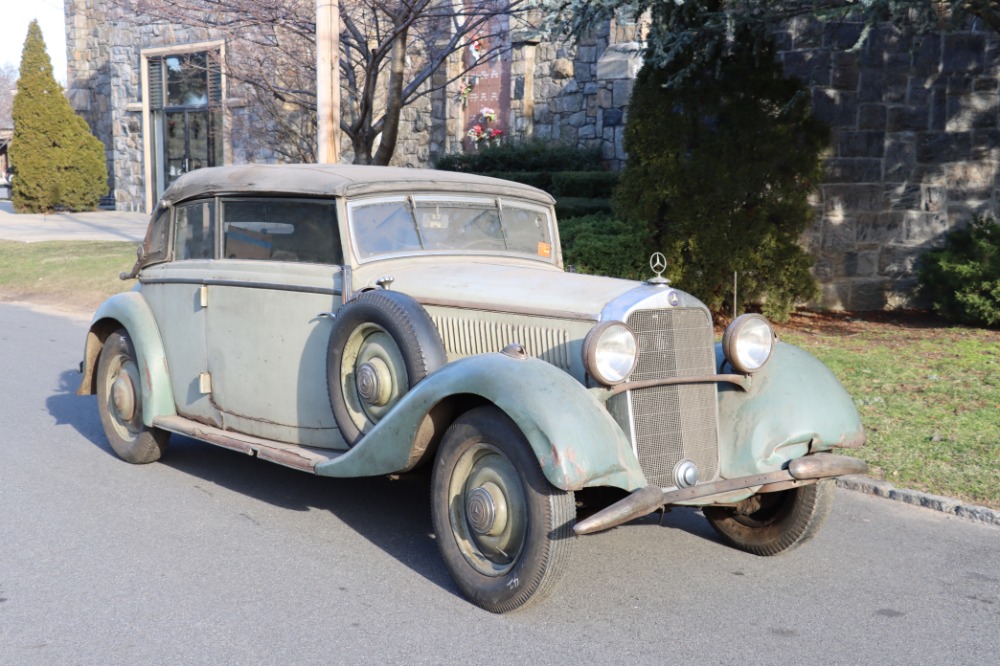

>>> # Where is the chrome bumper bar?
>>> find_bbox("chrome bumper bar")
[573,454,869,536]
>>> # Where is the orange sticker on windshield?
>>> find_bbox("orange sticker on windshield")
[538,242,552,257]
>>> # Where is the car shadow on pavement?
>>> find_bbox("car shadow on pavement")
[48,367,460,598]
[49,366,727,604]
[48,368,119,456]
[162,436,460,597]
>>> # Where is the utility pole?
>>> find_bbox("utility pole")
[316,0,340,163]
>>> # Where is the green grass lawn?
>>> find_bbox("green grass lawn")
[778,312,1000,509]
[2,240,997,508]
[0,240,136,311]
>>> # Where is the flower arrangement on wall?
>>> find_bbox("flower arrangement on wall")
[466,106,503,148]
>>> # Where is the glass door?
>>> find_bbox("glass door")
[164,109,216,188]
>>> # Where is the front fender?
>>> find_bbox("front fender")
[715,341,865,479]
[77,291,176,426]
[315,353,646,492]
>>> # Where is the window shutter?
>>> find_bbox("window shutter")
[148,57,164,109]
[208,51,223,104]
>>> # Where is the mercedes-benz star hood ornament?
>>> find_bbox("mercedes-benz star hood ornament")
[647,252,670,286]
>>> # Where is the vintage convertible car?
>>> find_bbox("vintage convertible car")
[79,164,866,613]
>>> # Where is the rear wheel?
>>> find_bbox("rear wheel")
[703,480,834,556]
[431,407,575,613]
[96,329,169,464]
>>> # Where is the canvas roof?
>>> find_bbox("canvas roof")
[159,164,555,207]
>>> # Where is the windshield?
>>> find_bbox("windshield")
[349,196,554,262]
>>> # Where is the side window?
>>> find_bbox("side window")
[222,199,343,264]
[174,200,216,260]
[141,206,170,266]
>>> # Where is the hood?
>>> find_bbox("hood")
[355,258,641,321]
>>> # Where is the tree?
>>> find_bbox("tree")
[543,0,1000,86]
[615,28,829,319]
[9,21,107,212]
[114,0,536,165]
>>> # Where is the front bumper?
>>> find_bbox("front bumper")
[573,453,869,535]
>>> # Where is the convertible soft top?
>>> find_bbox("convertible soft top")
[159,164,556,207]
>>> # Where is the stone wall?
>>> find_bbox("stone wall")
[522,20,641,169]
[777,19,1000,310]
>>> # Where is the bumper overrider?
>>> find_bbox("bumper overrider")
[574,453,869,535]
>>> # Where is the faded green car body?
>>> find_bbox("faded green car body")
[80,290,862,499]
[715,342,865,481]
[80,164,864,510]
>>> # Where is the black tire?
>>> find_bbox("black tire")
[96,329,170,464]
[430,407,575,613]
[703,480,835,556]
[327,290,446,445]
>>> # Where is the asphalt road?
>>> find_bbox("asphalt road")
[1,302,998,665]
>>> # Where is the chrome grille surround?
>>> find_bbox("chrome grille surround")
[608,307,720,488]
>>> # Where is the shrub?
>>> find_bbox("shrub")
[918,216,1000,327]
[479,171,553,191]
[9,21,107,213]
[559,214,650,281]
[555,197,613,220]
[615,29,828,320]
[435,139,603,174]
[550,171,619,198]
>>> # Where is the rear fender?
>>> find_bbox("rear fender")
[715,341,865,479]
[315,353,646,492]
[77,291,176,425]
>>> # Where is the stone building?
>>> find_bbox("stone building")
[776,19,1000,310]
[64,1,1000,310]
[64,1,642,213]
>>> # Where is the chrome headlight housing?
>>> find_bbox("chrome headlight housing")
[722,314,775,374]
[582,321,638,385]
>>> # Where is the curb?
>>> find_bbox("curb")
[837,475,1000,527]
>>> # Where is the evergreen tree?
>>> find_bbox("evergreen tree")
[615,29,829,320]
[9,20,107,212]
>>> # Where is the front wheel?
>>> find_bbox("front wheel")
[430,407,575,613]
[96,329,170,464]
[703,480,834,556]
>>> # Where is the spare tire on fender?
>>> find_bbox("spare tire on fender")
[327,289,447,446]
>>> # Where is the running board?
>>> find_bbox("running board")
[153,415,341,473]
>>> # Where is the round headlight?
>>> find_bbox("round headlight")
[722,314,775,374]
[583,321,638,385]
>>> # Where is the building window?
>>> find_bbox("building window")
[146,48,224,201]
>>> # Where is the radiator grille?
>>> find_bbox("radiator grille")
[431,314,571,370]
[613,308,719,487]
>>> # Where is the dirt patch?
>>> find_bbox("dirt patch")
[0,291,97,321]
[770,309,1000,346]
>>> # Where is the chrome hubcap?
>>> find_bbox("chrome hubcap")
[466,482,508,537]
[111,372,136,422]
[356,357,392,407]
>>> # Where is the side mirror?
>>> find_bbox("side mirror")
[120,243,147,281]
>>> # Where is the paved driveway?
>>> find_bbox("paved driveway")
[0,200,147,243]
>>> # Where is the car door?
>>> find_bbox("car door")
[202,198,347,449]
